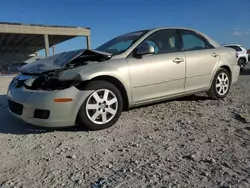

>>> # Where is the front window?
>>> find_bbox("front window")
[137,29,180,54]
[96,30,149,55]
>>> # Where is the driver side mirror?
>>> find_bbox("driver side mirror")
[136,44,155,56]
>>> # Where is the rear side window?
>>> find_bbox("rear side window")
[179,30,212,51]
[225,45,242,52]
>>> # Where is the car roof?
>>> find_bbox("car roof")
[147,27,221,47]
[149,27,197,31]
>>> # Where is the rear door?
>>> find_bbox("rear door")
[178,29,220,91]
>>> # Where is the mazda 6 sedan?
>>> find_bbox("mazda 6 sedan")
[7,27,240,130]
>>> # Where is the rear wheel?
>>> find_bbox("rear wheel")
[207,68,231,100]
[238,58,246,71]
[78,81,123,130]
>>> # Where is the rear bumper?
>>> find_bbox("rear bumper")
[231,65,240,84]
[7,83,92,128]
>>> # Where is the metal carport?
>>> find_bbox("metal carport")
[0,22,91,58]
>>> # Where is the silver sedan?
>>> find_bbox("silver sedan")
[7,27,240,130]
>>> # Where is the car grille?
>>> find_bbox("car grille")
[8,100,23,115]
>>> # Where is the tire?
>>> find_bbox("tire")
[238,58,246,71]
[207,68,231,100]
[77,81,123,130]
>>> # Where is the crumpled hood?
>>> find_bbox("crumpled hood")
[19,49,112,74]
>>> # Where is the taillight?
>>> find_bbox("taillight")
[247,50,250,54]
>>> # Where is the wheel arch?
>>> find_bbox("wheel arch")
[207,65,232,100]
[209,64,232,88]
[92,76,129,111]
[238,57,247,62]
[220,65,232,82]
[76,75,130,111]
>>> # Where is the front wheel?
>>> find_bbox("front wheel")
[207,68,231,100]
[78,81,123,130]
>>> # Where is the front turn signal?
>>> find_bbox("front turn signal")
[54,98,73,103]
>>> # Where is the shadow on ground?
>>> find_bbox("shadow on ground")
[240,68,250,76]
[176,95,211,101]
[131,94,211,110]
[0,94,85,135]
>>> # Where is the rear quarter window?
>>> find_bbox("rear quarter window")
[179,30,214,51]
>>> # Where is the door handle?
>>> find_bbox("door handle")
[173,58,184,63]
[211,53,219,57]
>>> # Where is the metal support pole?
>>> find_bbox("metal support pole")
[86,36,91,49]
[52,46,55,55]
[44,34,50,57]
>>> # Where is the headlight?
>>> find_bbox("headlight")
[10,75,18,86]
[28,74,75,91]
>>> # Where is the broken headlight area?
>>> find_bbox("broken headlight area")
[24,73,77,91]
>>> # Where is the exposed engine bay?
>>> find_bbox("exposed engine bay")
[14,49,112,91]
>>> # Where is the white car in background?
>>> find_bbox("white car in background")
[222,44,249,70]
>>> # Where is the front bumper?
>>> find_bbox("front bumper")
[7,83,92,128]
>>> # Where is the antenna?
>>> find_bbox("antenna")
[186,22,194,28]
[186,22,194,27]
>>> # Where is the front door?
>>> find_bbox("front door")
[126,29,186,103]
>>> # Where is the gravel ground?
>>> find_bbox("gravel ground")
[0,67,249,188]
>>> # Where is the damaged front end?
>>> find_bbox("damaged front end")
[24,73,77,91]
[14,49,112,91]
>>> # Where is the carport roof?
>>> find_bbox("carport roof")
[0,22,91,54]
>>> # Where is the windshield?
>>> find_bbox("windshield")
[95,30,149,55]
[19,49,83,74]
[18,30,149,74]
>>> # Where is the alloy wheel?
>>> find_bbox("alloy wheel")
[215,72,229,96]
[86,89,118,124]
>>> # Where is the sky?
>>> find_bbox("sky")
[0,0,249,55]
